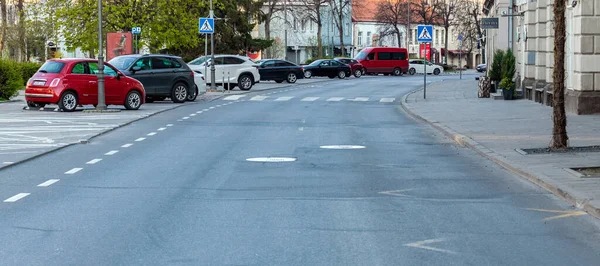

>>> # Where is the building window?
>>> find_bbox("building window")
[435,30,439,45]
[301,18,307,31]
[441,30,445,44]
[345,23,350,36]
[367,31,372,46]
[358,31,363,46]
[310,20,314,31]
[414,29,417,43]
[409,30,412,44]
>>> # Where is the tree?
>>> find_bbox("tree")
[412,0,442,25]
[437,0,457,64]
[551,0,568,149]
[374,0,407,48]
[0,0,7,57]
[330,0,350,56]
[299,0,328,58]
[261,0,281,58]
[453,0,484,67]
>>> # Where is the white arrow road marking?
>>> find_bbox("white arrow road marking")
[404,238,456,254]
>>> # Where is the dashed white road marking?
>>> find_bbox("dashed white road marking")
[246,157,297,162]
[196,111,203,114]
[86,158,102,164]
[203,109,209,111]
[2,162,13,165]
[3,193,30,203]
[177,119,183,121]
[166,124,173,127]
[65,168,83,174]
[250,96,268,101]
[38,179,60,187]
[352,97,369,102]
[147,132,157,136]
[320,145,366,149]
[275,97,294,101]
[157,128,166,131]
[327,97,344,101]
[209,107,215,109]
[105,150,119,155]
[223,95,246,100]
[121,143,133,148]
[301,97,319,101]
[190,114,196,116]
[182,117,190,120]
[135,137,145,142]
[380,98,395,103]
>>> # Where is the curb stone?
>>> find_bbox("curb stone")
[400,85,600,220]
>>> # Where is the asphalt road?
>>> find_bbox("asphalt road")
[1,74,600,265]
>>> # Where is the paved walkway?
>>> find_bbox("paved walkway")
[402,79,600,219]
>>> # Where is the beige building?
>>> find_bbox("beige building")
[485,0,600,114]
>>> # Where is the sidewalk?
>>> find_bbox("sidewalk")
[401,79,600,219]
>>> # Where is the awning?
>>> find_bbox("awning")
[448,50,470,55]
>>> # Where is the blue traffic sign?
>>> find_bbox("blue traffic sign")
[199,18,215,34]
[132,27,141,34]
[417,25,433,43]
[458,33,463,41]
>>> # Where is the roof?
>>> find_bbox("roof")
[352,0,382,23]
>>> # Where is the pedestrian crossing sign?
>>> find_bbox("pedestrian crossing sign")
[417,25,433,43]
[199,18,214,34]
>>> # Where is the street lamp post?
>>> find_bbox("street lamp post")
[210,0,216,91]
[96,0,106,110]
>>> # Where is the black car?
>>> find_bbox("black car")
[303,59,351,79]
[256,59,304,83]
[109,54,197,103]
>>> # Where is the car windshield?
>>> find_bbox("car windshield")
[354,51,367,60]
[38,61,65,73]
[108,56,137,70]
[188,56,208,65]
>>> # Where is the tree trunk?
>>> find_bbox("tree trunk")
[264,17,272,58]
[551,0,568,149]
[317,21,323,58]
[395,26,402,48]
[444,25,449,65]
[0,0,7,57]
[18,0,26,62]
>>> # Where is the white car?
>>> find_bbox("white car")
[187,55,260,90]
[192,70,205,94]
[408,59,444,75]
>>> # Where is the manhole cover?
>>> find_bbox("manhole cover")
[320,145,366,149]
[246,157,296,162]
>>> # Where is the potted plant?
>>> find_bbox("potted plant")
[488,50,504,93]
[499,77,515,100]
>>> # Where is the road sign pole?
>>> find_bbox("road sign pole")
[424,43,427,99]
[417,25,433,100]
[204,33,208,88]
[209,0,216,91]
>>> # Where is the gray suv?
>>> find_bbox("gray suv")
[109,54,197,103]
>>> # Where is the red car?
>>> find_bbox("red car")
[25,59,145,112]
[354,47,409,76]
[334,57,364,78]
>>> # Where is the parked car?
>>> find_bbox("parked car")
[354,47,409,76]
[256,59,304,83]
[193,70,205,93]
[476,63,487,72]
[408,59,444,75]
[187,55,260,91]
[109,54,196,103]
[303,59,351,79]
[24,59,145,112]
[334,57,364,78]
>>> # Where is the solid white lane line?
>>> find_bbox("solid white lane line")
[86,158,102,164]
[275,97,294,101]
[250,96,268,101]
[38,179,60,187]
[166,124,173,127]
[380,98,395,103]
[3,193,30,203]
[147,132,157,136]
[135,137,145,142]
[121,143,133,148]
[105,150,119,155]
[301,97,319,101]
[353,97,369,102]
[65,168,83,174]
[157,128,166,131]
[327,97,344,101]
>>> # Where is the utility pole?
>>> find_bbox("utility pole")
[210,0,216,91]
[96,0,106,110]
[284,0,288,61]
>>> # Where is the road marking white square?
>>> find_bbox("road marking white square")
[38,179,60,187]
[250,96,268,101]
[275,97,294,101]
[86,158,102,164]
[352,97,369,102]
[135,137,146,142]
[105,150,119,155]
[301,97,319,101]
[3,193,30,203]
[121,143,133,148]
[380,98,395,103]
[327,97,344,101]
[65,168,83,174]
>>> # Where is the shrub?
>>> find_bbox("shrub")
[502,48,516,80]
[489,49,504,81]
[19,62,42,86]
[0,60,23,100]
[499,77,515,90]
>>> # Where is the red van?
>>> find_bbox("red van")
[354,47,409,76]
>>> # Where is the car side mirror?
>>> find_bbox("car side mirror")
[117,72,123,80]
[131,66,141,72]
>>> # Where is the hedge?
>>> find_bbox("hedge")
[20,62,42,85]
[0,60,24,100]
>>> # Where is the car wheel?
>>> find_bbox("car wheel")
[187,87,198,101]
[393,68,402,76]
[409,68,416,75]
[338,70,346,79]
[304,70,312,79]
[286,72,297,83]
[124,90,142,110]
[238,75,253,91]
[275,80,284,83]
[58,91,78,112]
[354,69,362,78]
[171,82,188,103]
[433,68,441,75]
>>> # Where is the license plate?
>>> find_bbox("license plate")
[33,80,46,86]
